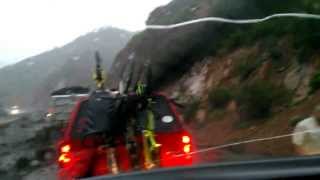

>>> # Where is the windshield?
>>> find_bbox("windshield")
[1,0,320,179]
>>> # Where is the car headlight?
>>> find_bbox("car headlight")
[46,113,53,118]
[10,109,20,115]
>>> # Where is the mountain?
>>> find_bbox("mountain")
[109,0,320,157]
[0,27,133,108]
[0,62,5,69]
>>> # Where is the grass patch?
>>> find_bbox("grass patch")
[235,55,263,81]
[289,115,307,127]
[234,120,253,129]
[207,109,227,121]
[236,81,292,121]
[208,87,233,110]
[309,70,320,94]
[183,98,200,123]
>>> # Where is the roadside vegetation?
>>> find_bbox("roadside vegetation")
[208,87,233,110]
[236,81,292,121]
[309,70,320,94]
[183,98,200,122]
[234,54,264,81]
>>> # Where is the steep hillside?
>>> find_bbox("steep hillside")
[0,27,133,108]
[110,0,320,158]
[109,0,320,89]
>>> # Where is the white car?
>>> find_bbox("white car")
[8,106,21,115]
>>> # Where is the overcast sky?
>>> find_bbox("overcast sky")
[0,0,171,67]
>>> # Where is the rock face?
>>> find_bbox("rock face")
[294,66,314,102]
[183,60,209,97]
[284,65,302,91]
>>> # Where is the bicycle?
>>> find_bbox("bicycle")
[82,51,161,174]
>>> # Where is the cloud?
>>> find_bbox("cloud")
[0,0,171,65]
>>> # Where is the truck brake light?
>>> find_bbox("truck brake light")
[58,153,71,164]
[61,144,71,153]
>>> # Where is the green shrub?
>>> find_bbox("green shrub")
[270,48,282,61]
[235,55,262,80]
[238,82,273,119]
[237,81,291,120]
[236,61,256,80]
[208,109,227,122]
[309,70,320,93]
[208,87,232,109]
[297,47,313,64]
[289,115,307,127]
[183,99,200,122]
[220,29,245,50]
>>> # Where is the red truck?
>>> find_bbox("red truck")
[56,93,197,180]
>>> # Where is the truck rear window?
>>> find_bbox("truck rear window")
[137,95,183,133]
[71,95,183,139]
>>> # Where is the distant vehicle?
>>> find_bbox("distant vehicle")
[46,87,90,124]
[56,93,197,180]
[7,105,23,116]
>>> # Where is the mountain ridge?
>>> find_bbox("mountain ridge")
[0,27,133,109]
